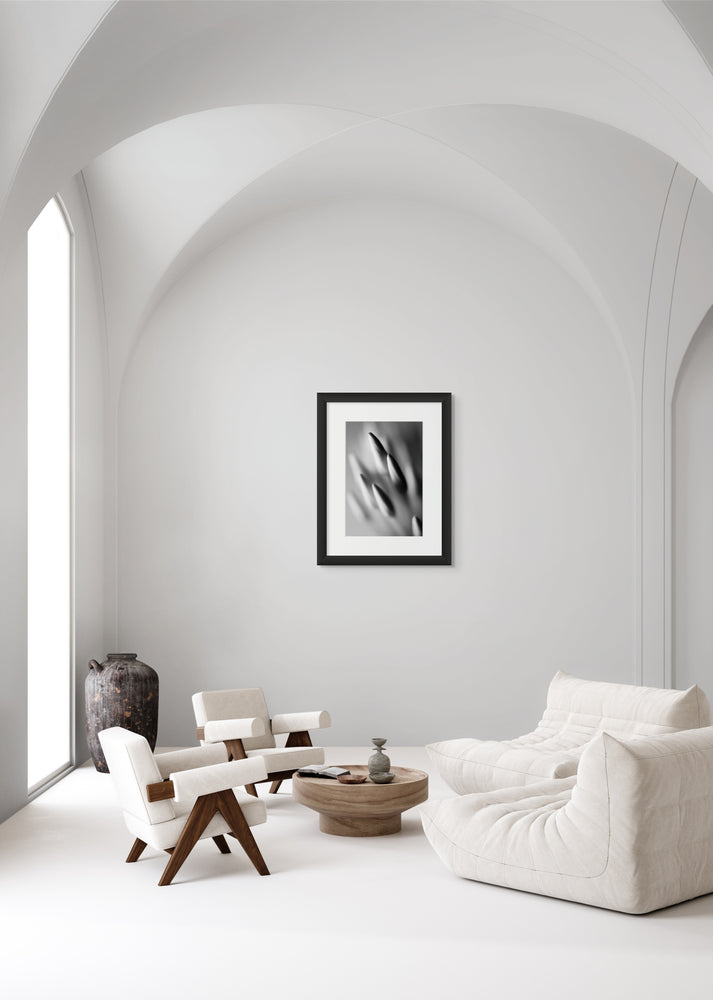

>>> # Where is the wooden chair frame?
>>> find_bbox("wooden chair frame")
[129,780,270,886]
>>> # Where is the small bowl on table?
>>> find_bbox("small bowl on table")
[337,773,367,784]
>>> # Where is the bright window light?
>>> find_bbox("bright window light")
[27,198,72,792]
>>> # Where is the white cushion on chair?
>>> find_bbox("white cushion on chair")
[193,689,275,751]
[422,727,713,913]
[99,728,176,825]
[154,743,228,778]
[170,756,268,802]
[246,746,324,772]
[124,786,268,852]
[123,807,231,852]
[427,672,711,794]
[203,717,266,743]
[271,710,331,735]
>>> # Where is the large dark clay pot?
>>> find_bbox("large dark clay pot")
[85,653,159,772]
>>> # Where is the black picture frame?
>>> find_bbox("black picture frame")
[317,392,452,565]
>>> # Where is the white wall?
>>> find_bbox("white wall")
[674,305,713,694]
[0,239,29,820]
[668,181,713,700]
[117,199,635,747]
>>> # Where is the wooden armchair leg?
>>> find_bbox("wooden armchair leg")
[245,783,259,797]
[213,835,231,854]
[158,794,219,887]
[126,838,147,863]
[273,731,314,793]
[285,731,313,748]
[217,790,270,876]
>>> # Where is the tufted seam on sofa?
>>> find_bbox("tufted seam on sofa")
[622,744,713,761]
[543,709,685,730]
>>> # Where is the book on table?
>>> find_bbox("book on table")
[297,764,351,779]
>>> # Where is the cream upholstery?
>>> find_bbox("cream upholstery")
[247,746,324,772]
[154,743,228,778]
[194,689,278,751]
[169,757,268,803]
[421,726,713,914]
[203,717,266,742]
[192,688,330,779]
[271,710,331,735]
[99,727,267,856]
[427,671,711,794]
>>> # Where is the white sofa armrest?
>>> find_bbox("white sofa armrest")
[154,744,228,779]
[169,756,268,803]
[202,716,266,742]
[271,710,331,735]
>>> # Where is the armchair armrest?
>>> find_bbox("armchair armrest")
[147,756,269,804]
[154,743,228,779]
[198,716,266,743]
[271,710,331,735]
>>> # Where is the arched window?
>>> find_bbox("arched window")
[27,197,73,793]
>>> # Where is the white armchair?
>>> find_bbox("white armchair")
[192,688,331,796]
[98,727,270,886]
[422,726,713,913]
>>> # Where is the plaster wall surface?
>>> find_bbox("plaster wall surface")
[117,199,635,747]
[0,0,112,219]
[0,242,28,820]
[674,306,713,694]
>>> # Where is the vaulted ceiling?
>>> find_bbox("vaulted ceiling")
[3,1,713,391]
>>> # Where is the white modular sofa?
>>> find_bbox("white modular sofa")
[427,671,711,795]
[421,725,713,913]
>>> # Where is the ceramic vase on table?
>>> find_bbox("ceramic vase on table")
[85,653,159,772]
[368,738,395,783]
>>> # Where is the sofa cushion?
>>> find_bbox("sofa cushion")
[543,670,710,734]
[426,672,711,794]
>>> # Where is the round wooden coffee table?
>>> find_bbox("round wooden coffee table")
[292,764,428,836]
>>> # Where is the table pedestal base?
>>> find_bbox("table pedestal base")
[320,812,401,837]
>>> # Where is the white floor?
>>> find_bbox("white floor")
[2,747,713,999]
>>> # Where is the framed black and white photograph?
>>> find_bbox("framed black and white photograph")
[317,392,451,565]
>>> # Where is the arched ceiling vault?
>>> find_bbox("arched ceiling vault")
[5,1,713,238]
[4,2,713,394]
[84,100,672,400]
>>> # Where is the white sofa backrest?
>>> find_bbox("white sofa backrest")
[542,671,711,738]
[192,688,276,751]
[99,727,176,825]
[573,726,713,910]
